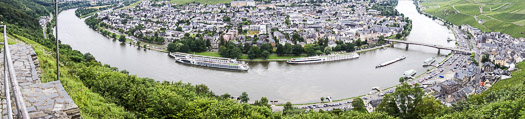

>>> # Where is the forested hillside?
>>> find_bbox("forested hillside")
[1,0,525,118]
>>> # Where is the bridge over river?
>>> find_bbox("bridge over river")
[385,39,474,54]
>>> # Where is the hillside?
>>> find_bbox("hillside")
[420,0,525,38]
[437,62,525,118]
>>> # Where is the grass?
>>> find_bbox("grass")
[421,0,525,38]
[12,34,133,118]
[120,0,143,10]
[170,0,232,5]
[0,33,19,47]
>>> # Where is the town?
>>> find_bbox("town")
[93,0,410,59]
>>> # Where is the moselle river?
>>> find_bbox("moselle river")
[56,0,454,103]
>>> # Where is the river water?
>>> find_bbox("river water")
[57,0,454,103]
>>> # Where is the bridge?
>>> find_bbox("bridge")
[385,39,474,54]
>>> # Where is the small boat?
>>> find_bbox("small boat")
[403,69,417,78]
[423,57,436,66]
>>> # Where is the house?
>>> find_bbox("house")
[483,62,495,72]
[440,80,459,95]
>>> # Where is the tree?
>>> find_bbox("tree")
[119,35,126,43]
[260,44,273,53]
[254,97,270,108]
[395,33,402,39]
[324,47,332,54]
[399,77,406,83]
[240,92,250,103]
[321,97,325,102]
[355,39,362,46]
[120,70,129,74]
[283,102,293,114]
[376,83,425,118]
[352,98,366,112]
[345,43,355,52]
[84,53,96,62]
[219,42,242,59]
[292,44,303,56]
[284,43,294,54]
[292,32,304,42]
[304,44,316,56]
[261,51,270,59]
[276,44,285,56]
[221,93,231,99]
[248,46,261,59]
[414,96,446,118]
[167,42,179,52]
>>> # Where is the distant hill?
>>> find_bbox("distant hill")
[421,0,525,38]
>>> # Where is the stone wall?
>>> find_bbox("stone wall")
[0,44,80,118]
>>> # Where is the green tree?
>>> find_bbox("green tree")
[415,96,446,118]
[324,47,332,54]
[254,97,270,108]
[167,42,179,52]
[276,44,285,56]
[84,53,96,62]
[260,44,273,53]
[321,97,325,102]
[292,44,303,56]
[284,43,294,54]
[221,93,231,99]
[261,51,270,59]
[345,43,355,52]
[283,102,293,114]
[119,35,126,43]
[352,98,366,112]
[304,44,316,56]
[240,92,250,103]
[248,46,261,59]
[395,33,402,39]
[376,83,424,118]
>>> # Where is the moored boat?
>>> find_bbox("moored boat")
[286,52,359,64]
[170,52,249,71]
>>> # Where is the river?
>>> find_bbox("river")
[56,0,454,103]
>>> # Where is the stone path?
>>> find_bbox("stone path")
[0,44,80,118]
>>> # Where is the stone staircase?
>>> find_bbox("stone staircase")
[0,44,80,118]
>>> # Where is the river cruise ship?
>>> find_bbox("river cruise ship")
[286,52,359,64]
[170,52,249,71]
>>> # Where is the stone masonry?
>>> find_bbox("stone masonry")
[0,44,80,118]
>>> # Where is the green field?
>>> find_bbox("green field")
[421,0,525,38]
[169,0,232,5]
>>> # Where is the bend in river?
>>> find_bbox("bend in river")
[57,1,454,103]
